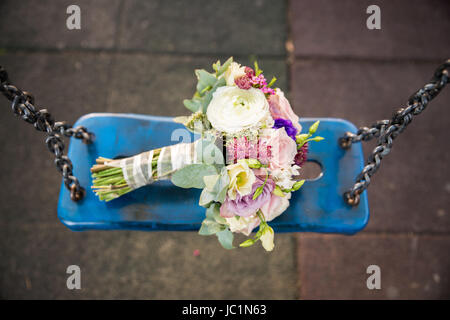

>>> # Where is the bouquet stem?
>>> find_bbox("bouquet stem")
[91,148,163,201]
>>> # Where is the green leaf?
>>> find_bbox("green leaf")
[254,61,263,76]
[206,203,227,224]
[216,228,235,249]
[183,99,202,113]
[201,77,226,113]
[199,218,223,235]
[308,120,320,135]
[273,185,285,197]
[199,169,229,206]
[195,69,217,94]
[199,188,216,207]
[267,76,277,88]
[215,170,229,203]
[171,164,217,189]
[217,57,233,76]
[212,60,221,72]
[203,174,219,192]
[252,186,263,200]
[196,138,224,167]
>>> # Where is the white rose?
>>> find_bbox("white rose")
[207,86,272,134]
[223,62,246,86]
[226,160,256,200]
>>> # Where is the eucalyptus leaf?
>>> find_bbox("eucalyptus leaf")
[201,77,226,113]
[195,69,217,94]
[183,99,202,113]
[171,164,217,189]
[216,228,235,250]
[217,57,233,76]
[203,174,220,192]
[196,138,224,167]
[199,188,216,207]
[206,203,227,224]
[199,218,223,235]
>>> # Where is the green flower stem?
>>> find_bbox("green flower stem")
[91,152,161,202]
[239,210,268,248]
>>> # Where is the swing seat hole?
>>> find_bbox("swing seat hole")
[296,160,323,181]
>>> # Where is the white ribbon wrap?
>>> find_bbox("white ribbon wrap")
[105,141,199,191]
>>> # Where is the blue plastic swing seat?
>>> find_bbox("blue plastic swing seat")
[57,113,369,234]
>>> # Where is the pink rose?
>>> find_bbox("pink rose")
[262,128,297,171]
[260,192,291,222]
[268,89,302,132]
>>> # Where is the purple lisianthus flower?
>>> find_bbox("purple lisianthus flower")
[273,118,298,140]
[220,176,275,218]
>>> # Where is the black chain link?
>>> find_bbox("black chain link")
[339,59,450,206]
[0,65,94,201]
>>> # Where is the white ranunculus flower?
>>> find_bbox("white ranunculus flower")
[223,62,246,86]
[207,86,272,134]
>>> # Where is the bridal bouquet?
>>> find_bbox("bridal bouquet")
[91,57,323,251]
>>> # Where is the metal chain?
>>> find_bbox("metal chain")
[339,59,450,206]
[0,65,94,201]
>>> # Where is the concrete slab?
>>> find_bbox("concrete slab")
[297,233,450,299]
[0,223,298,299]
[106,54,288,116]
[290,0,450,60]
[0,0,121,49]
[117,0,287,55]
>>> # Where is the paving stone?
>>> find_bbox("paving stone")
[291,60,450,233]
[290,0,450,60]
[0,0,121,50]
[297,233,450,299]
[0,223,298,299]
[0,52,112,224]
[106,54,288,116]
[117,0,287,55]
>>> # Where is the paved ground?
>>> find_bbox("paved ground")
[0,0,449,299]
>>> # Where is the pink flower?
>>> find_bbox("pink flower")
[262,128,297,171]
[234,75,252,89]
[225,137,272,165]
[268,89,302,132]
[294,142,308,167]
[260,192,291,222]
[220,176,275,218]
[244,67,255,77]
[249,73,276,96]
